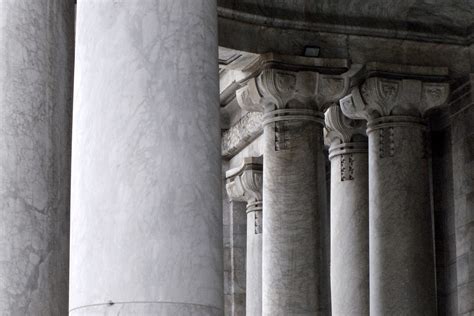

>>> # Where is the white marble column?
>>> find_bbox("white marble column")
[341,75,449,315]
[69,1,223,315]
[0,1,74,315]
[324,105,369,316]
[226,157,263,316]
[237,61,349,315]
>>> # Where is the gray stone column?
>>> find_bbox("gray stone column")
[237,61,349,315]
[226,157,263,316]
[69,1,223,315]
[341,75,449,315]
[324,105,369,316]
[0,1,74,315]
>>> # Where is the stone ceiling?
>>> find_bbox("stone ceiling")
[218,0,473,42]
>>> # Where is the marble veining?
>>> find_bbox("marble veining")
[0,1,74,315]
[70,0,223,314]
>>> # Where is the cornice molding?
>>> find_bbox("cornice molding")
[218,7,473,46]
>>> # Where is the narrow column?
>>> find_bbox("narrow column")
[237,60,349,315]
[0,1,74,315]
[341,75,449,315]
[69,1,223,315]
[324,105,369,315]
[226,157,263,316]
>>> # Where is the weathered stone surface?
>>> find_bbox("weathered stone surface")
[70,0,223,314]
[340,65,450,315]
[235,58,350,315]
[222,112,263,159]
[325,105,369,316]
[218,0,473,43]
[0,1,74,315]
[226,157,263,316]
[218,1,473,76]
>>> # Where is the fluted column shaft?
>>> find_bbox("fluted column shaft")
[326,105,368,316]
[0,1,74,315]
[70,1,223,315]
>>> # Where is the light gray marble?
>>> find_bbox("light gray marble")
[0,1,74,315]
[222,111,263,159]
[325,105,369,316]
[237,60,350,315]
[226,157,263,316]
[222,162,246,316]
[341,69,450,315]
[368,117,437,315]
[69,1,223,315]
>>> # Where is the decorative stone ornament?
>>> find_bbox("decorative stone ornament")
[337,63,450,315]
[325,103,367,145]
[237,68,350,114]
[325,104,369,315]
[226,156,263,209]
[340,77,449,121]
[225,156,263,316]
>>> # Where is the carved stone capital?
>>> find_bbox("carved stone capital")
[324,104,366,145]
[237,68,350,113]
[340,77,449,121]
[225,157,263,206]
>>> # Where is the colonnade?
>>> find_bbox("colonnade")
[0,1,465,316]
[231,62,450,315]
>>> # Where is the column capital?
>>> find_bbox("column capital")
[236,57,350,113]
[324,104,366,145]
[340,76,449,122]
[225,157,263,209]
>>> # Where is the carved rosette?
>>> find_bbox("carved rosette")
[340,77,450,121]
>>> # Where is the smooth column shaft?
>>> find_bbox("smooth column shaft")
[70,1,223,315]
[368,117,436,315]
[330,143,369,316]
[0,1,74,315]
[247,206,262,316]
[263,117,329,315]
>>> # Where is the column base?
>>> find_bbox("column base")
[70,302,223,316]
